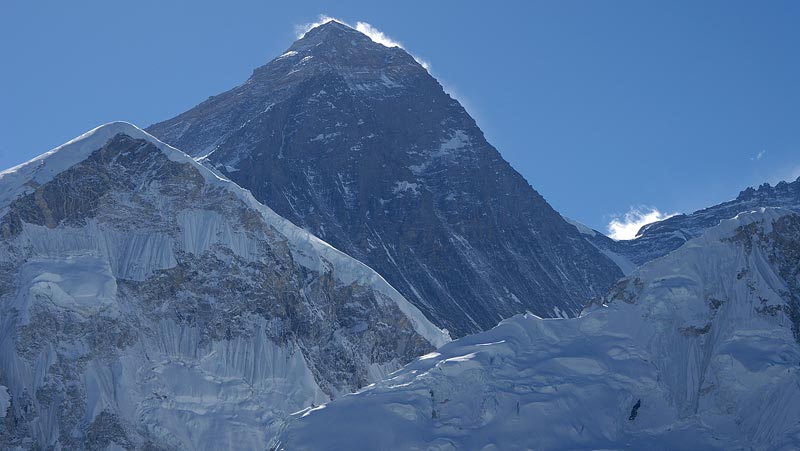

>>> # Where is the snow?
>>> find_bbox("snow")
[408,129,474,175]
[0,122,229,218]
[598,247,637,275]
[136,320,328,450]
[562,215,638,274]
[433,129,471,157]
[0,121,449,349]
[408,163,426,175]
[392,180,420,195]
[380,72,401,88]
[336,173,355,206]
[0,385,9,418]
[0,122,450,449]
[16,256,118,320]
[16,221,178,281]
[310,132,341,142]
[276,50,298,60]
[561,215,597,237]
[277,208,800,450]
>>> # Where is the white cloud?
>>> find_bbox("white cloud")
[294,15,430,70]
[751,150,766,161]
[354,21,401,48]
[607,206,677,241]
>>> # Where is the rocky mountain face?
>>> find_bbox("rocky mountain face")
[0,122,447,450]
[577,178,800,270]
[147,21,624,337]
[277,208,800,450]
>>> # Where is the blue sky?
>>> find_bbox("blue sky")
[1,1,798,235]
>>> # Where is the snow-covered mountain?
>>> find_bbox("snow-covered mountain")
[276,207,800,450]
[575,178,800,271]
[147,20,623,337]
[0,122,448,450]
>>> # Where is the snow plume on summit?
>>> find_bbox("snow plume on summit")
[295,15,431,69]
[607,206,676,240]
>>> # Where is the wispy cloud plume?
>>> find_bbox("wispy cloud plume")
[295,15,430,70]
[751,150,766,161]
[607,207,677,241]
[354,21,401,48]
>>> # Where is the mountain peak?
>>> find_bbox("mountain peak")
[243,20,424,92]
[289,19,383,53]
[0,122,206,216]
[304,19,362,37]
[147,20,624,337]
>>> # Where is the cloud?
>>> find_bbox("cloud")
[294,15,430,70]
[607,207,677,241]
[751,150,766,161]
[354,21,401,48]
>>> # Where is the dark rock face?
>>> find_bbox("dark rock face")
[586,177,800,267]
[148,21,623,336]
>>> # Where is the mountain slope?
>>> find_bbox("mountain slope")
[277,208,800,450]
[578,178,800,269]
[0,122,447,450]
[147,20,623,336]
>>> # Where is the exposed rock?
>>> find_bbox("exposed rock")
[148,20,624,336]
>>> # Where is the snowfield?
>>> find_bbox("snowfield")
[277,208,800,451]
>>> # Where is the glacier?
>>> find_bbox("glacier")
[277,208,800,450]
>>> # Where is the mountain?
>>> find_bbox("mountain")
[0,122,448,450]
[276,207,800,450]
[147,20,624,337]
[574,178,800,271]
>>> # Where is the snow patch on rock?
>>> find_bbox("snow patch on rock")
[0,385,9,419]
[392,181,420,196]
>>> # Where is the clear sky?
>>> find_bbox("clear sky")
[2,1,798,235]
